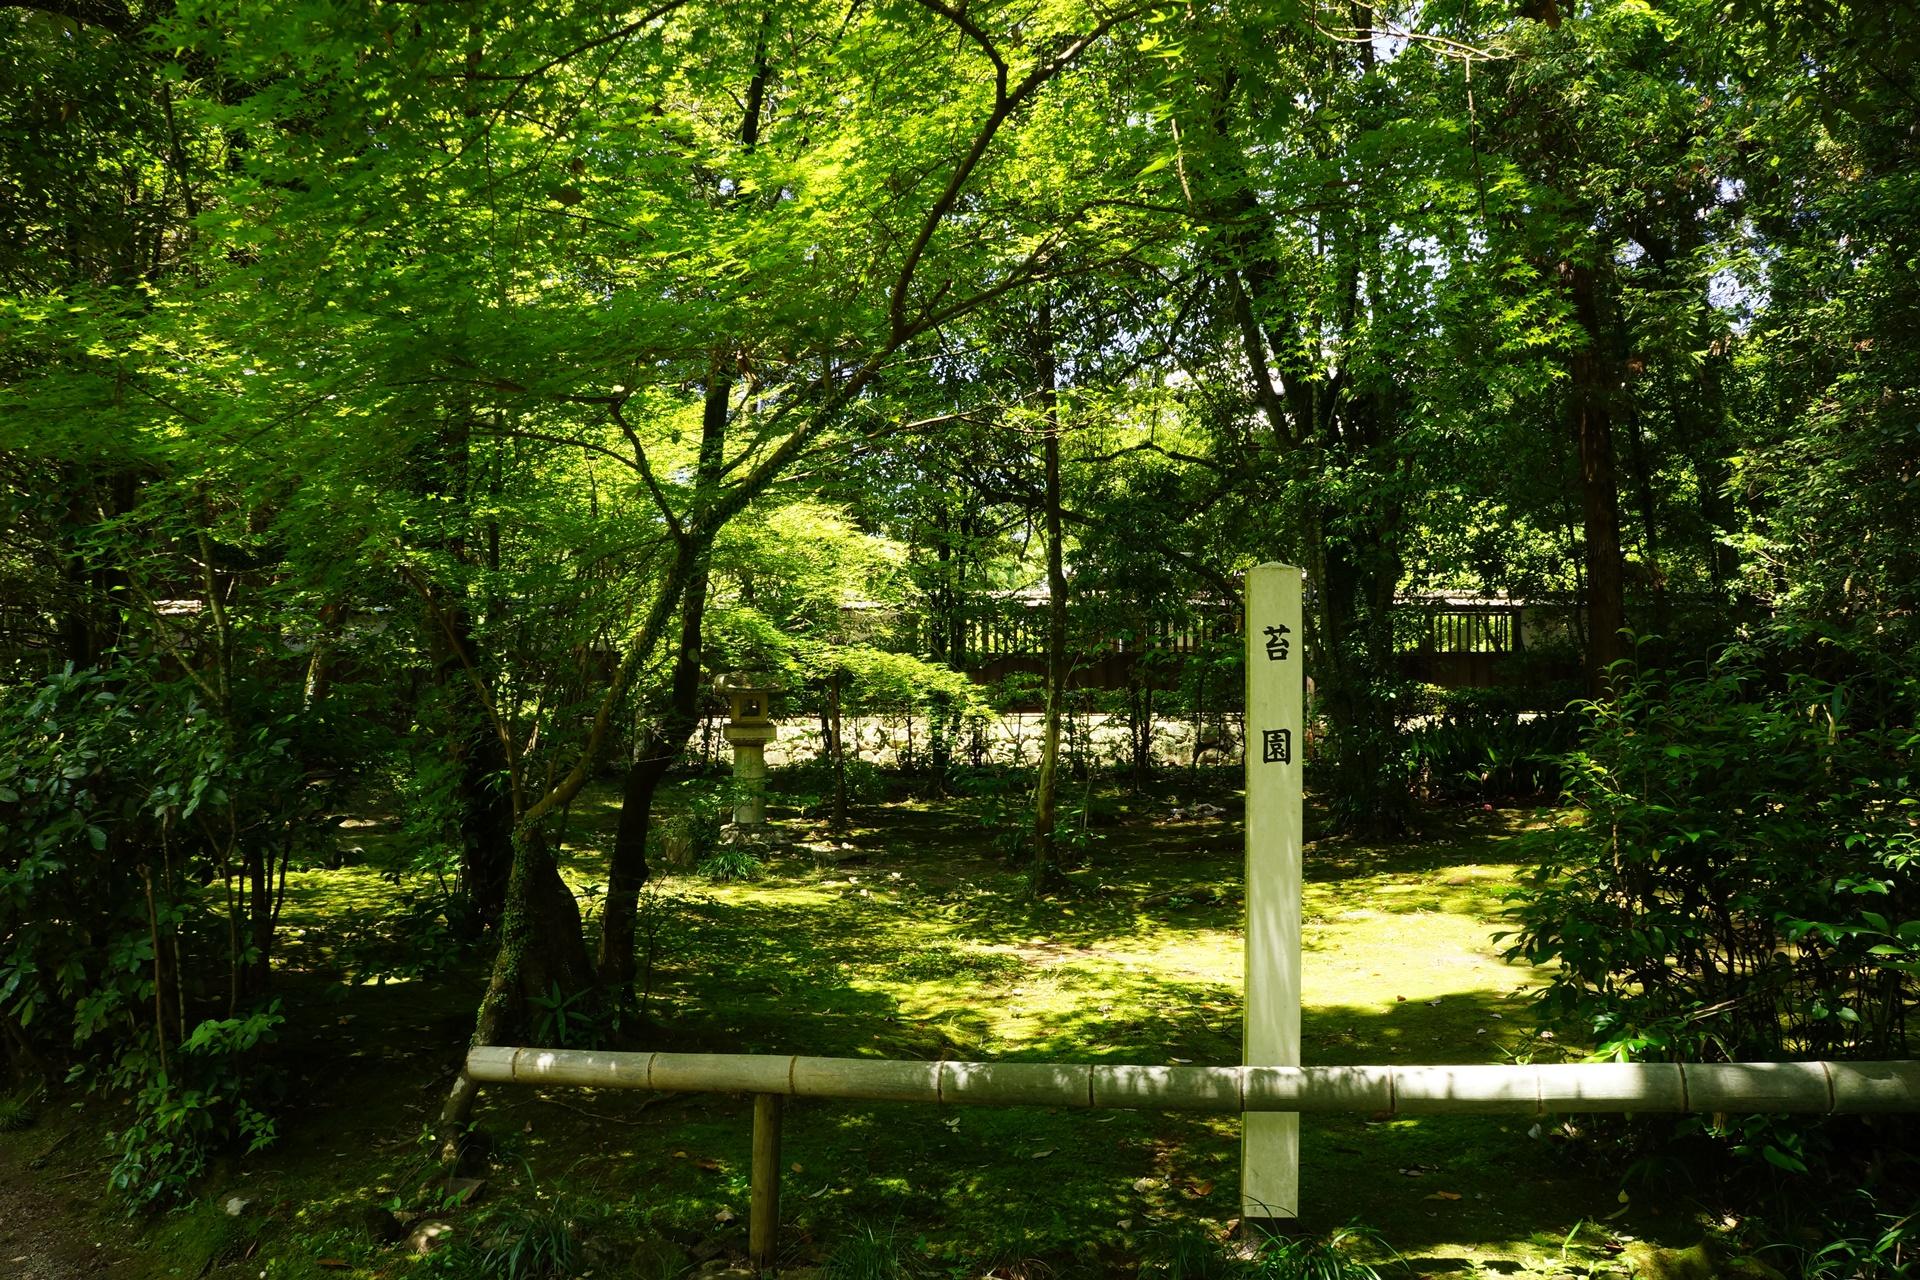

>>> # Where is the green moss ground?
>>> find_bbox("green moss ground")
[0,774,1697,1278]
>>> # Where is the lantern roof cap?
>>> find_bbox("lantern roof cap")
[714,671,784,695]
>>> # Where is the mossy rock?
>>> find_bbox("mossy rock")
[1624,1241,1787,1280]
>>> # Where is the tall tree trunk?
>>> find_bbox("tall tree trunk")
[1029,301,1068,897]
[597,551,709,992]
[828,668,848,834]
[596,360,731,991]
[928,508,954,781]
[1566,262,1628,695]
[432,606,516,932]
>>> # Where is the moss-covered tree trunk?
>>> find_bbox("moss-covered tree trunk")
[439,826,593,1150]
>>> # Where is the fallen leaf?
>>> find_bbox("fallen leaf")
[672,1150,689,1159]
[1116,1219,1133,1230]
[1425,1191,1462,1201]
[715,1207,736,1224]
[695,1157,723,1171]
[1133,1177,1162,1193]
[1183,1179,1215,1198]
[1032,1149,1055,1160]
[790,1162,804,1174]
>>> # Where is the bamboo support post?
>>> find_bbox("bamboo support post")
[750,1093,782,1275]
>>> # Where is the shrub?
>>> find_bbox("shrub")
[1505,648,1918,1064]
[1,664,303,1206]
[1401,683,1581,802]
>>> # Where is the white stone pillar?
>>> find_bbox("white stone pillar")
[1242,563,1304,1222]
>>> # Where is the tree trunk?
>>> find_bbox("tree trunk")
[1029,301,1068,898]
[1566,261,1628,696]
[596,556,710,991]
[828,668,848,834]
[440,826,593,1149]
[597,356,731,991]
[430,607,515,932]
[928,509,954,782]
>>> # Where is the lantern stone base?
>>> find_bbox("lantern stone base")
[719,822,791,854]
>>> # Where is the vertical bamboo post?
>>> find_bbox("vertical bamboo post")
[750,1092,783,1273]
[1242,563,1304,1223]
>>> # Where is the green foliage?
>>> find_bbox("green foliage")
[1145,1221,1389,1280]
[778,757,893,816]
[473,1200,583,1280]
[0,662,322,1205]
[424,1192,583,1280]
[696,846,763,884]
[527,984,605,1052]
[1508,648,1918,1063]
[1403,687,1582,802]
[1245,1223,1390,1280]
[1802,1191,1920,1280]
[655,781,732,873]
[106,1005,285,1210]
[823,1221,929,1280]
[0,1084,38,1132]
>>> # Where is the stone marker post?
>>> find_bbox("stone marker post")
[1243,563,1303,1222]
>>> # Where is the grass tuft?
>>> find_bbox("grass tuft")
[1247,1221,1391,1280]
[0,1087,38,1132]
[697,846,763,882]
[823,1220,928,1280]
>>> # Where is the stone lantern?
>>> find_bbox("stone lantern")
[715,672,781,831]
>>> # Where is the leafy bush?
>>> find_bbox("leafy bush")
[0,662,322,1205]
[1506,648,1917,1064]
[654,780,731,869]
[106,1005,285,1210]
[1401,684,1580,802]
[528,982,606,1050]
[778,756,892,812]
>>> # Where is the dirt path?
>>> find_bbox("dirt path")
[0,1137,119,1279]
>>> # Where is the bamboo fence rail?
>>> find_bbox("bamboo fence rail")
[465,1047,1920,1274]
